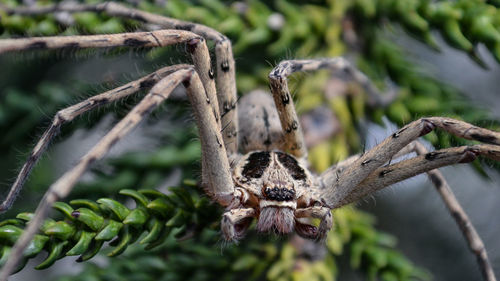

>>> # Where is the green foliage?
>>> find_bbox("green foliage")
[0,183,220,273]
[0,189,430,281]
[1,0,500,280]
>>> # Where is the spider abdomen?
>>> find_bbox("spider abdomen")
[238,90,284,153]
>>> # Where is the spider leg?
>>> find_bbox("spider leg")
[2,1,239,156]
[0,29,197,53]
[319,153,361,182]
[0,68,234,279]
[342,144,500,204]
[268,61,308,159]
[0,29,218,134]
[221,208,256,241]
[294,206,333,241]
[320,117,500,208]
[0,64,188,213]
[345,141,498,281]
[0,27,223,202]
[403,142,495,281]
[269,58,394,160]
[0,68,189,279]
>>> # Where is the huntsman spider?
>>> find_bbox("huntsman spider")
[1,2,500,281]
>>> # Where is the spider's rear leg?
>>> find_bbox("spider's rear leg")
[320,117,500,208]
[3,1,239,155]
[0,68,236,279]
[0,27,225,204]
[0,68,196,279]
[268,58,394,160]
[0,64,188,213]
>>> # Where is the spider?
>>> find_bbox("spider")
[1,2,500,280]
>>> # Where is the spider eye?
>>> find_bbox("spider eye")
[264,186,295,201]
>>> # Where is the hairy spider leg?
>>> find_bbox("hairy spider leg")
[3,1,239,155]
[0,29,235,279]
[0,29,217,211]
[268,58,396,160]
[0,66,235,280]
[0,64,188,213]
[320,117,500,208]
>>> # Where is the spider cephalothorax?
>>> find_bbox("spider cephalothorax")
[1,2,500,280]
[227,150,330,240]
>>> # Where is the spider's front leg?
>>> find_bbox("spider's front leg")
[0,64,187,213]
[3,1,239,155]
[0,68,197,279]
[320,117,500,208]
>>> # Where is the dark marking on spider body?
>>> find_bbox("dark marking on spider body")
[181,79,191,88]
[429,174,443,188]
[241,151,271,179]
[281,93,290,105]
[361,159,373,165]
[276,152,307,181]
[175,23,195,31]
[139,78,157,89]
[318,61,330,69]
[149,33,162,47]
[261,107,273,146]
[186,38,201,53]
[379,169,393,178]
[63,42,80,48]
[420,119,435,136]
[291,63,303,72]
[116,85,134,93]
[425,151,445,161]
[94,97,110,106]
[221,61,230,72]
[28,41,48,50]
[471,133,498,145]
[123,38,150,47]
[393,126,408,138]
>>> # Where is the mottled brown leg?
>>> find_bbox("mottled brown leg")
[321,117,500,208]
[2,1,239,155]
[344,141,498,281]
[0,65,189,213]
[269,58,395,159]
[0,67,235,279]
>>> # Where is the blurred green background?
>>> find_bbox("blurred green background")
[1,0,500,280]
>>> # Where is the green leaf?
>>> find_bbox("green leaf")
[97,198,130,221]
[95,220,123,241]
[66,231,96,256]
[72,208,104,232]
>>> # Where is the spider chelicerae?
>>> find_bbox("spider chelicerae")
[1,2,500,280]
